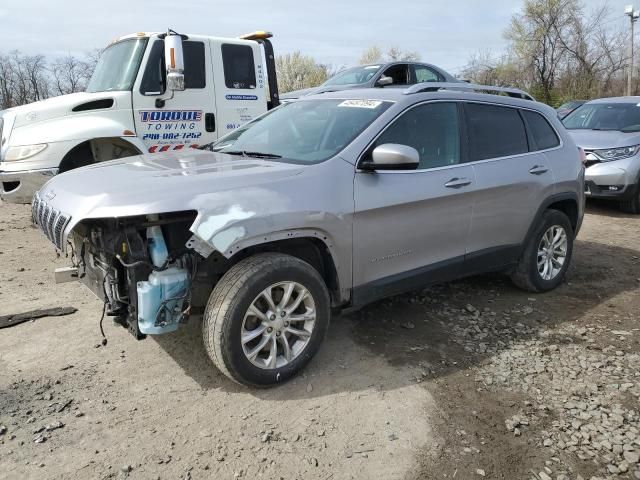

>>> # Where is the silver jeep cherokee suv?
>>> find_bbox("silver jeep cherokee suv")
[32,83,584,386]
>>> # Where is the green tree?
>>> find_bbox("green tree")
[275,52,329,93]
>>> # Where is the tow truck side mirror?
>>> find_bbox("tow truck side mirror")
[376,75,393,87]
[164,33,185,92]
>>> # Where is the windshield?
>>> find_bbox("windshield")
[205,99,392,163]
[563,103,640,132]
[86,39,148,93]
[322,65,382,87]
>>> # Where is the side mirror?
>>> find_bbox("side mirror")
[376,75,393,87]
[164,33,185,92]
[362,144,419,171]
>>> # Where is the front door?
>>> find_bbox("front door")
[353,102,475,302]
[132,37,217,153]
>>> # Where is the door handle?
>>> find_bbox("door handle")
[205,113,216,132]
[444,177,472,188]
[529,165,548,175]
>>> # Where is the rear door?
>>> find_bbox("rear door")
[353,101,475,299]
[464,102,556,267]
[133,37,216,153]
[210,41,269,137]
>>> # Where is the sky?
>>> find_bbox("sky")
[0,0,635,75]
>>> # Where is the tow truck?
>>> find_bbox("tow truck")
[0,29,279,203]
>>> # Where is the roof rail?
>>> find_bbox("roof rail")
[404,82,535,101]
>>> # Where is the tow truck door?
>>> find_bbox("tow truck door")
[132,36,218,154]
[209,40,269,137]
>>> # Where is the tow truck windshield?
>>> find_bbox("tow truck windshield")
[86,38,148,93]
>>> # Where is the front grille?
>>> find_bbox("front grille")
[31,193,71,250]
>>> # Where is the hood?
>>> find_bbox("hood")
[37,149,305,222]
[6,91,134,146]
[566,129,640,150]
[10,91,130,129]
[9,92,124,128]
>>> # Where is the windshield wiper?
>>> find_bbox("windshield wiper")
[222,150,282,159]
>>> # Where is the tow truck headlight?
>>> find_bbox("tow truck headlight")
[593,145,640,161]
[5,143,48,161]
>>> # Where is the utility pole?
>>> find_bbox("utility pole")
[625,5,640,96]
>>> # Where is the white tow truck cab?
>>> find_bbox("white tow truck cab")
[0,29,280,203]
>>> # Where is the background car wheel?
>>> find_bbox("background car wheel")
[202,253,330,387]
[619,185,640,214]
[511,209,574,293]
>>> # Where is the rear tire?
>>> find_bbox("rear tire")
[202,253,330,387]
[511,210,574,293]
[619,185,640,214]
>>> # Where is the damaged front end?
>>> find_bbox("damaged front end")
[33,202,202,339]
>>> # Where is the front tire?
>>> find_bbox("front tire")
[203,253,330,387]
[619,185,640,214]
[511,209,574,292]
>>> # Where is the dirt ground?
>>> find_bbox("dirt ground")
[1,200,639,480]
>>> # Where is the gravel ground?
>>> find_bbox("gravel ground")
[1,199,639,480]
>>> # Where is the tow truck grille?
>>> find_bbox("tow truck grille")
[31,193,71,250]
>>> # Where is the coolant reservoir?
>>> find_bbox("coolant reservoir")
[147,226,168,268]
[137,267,189,335]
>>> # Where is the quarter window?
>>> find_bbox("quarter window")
[372,102,460,169]
[221,44,257,89]
[465,103,528,161]
[140,40,206,94]
[522,110,560,151]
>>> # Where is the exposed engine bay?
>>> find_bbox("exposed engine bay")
[67,212,220,340]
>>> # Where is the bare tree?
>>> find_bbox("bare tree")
[358,46,421,65]
[0,49,100,109]
[50,54,93,95]
[359,46,383,65]
[505,0,575,104]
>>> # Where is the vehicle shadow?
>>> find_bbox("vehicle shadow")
[585,198,638,219]
[153,238,640,398]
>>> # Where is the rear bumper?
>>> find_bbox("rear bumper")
[0,168,58,204]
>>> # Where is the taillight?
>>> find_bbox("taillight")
[578,147,587,165]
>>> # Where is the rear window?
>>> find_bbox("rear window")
[522,110,560,151]
[465,103,528,161]
[222,44,257,89]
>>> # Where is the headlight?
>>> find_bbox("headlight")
[4,143,48,161]
[593,145,640,161]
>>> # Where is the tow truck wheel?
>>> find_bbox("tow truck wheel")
[202,253,330,387]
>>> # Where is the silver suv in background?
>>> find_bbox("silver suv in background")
[280,61,462,100]
[32,83,584,386]
[563,97,640,213]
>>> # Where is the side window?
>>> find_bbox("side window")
[183,42,206,88]
[221,44,257,89]
[465,103,528,161]
[381,64,411,86]
[140,40,206,94]
[372,102,460,169]
[413,65,442,83]
[140,40,165,94]
[521,110,560,151]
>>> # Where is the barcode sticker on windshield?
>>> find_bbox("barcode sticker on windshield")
[338,100,383,109]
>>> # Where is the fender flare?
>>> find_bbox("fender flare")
[520,191,581,256]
